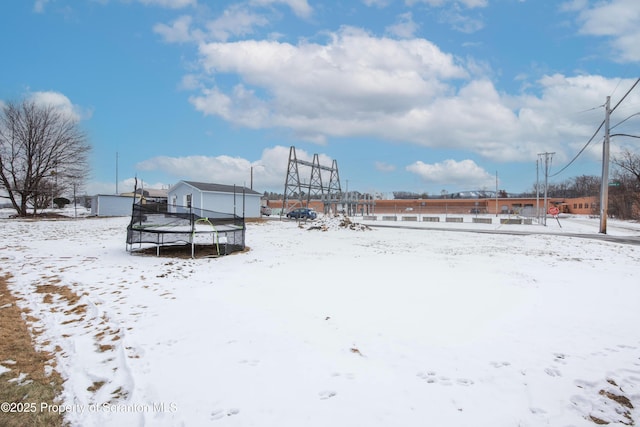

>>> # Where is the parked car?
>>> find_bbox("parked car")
[286,208,317,220]
[260,205,272,216]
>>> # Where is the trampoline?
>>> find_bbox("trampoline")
[126,203,246,258]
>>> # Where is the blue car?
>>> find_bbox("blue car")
[286,208,317,220]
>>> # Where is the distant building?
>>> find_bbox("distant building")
[91,194,136,216]
[120,188,168,204]
[265,196,599,216]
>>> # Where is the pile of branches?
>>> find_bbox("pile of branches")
[306,215,371,232]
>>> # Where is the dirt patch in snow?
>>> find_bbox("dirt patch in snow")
[0,273,65,427]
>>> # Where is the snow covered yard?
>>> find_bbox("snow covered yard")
[1,214,640,426]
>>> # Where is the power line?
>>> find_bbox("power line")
[611,112,640,130]
[575,104,606,114]
[611,78,640,114]
[550,77,640,178]
[611,133,640,139]
[550,122,604,177]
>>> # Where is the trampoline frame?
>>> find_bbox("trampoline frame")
[126,203,246,258]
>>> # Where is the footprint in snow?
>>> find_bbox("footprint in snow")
[417,372,473,386]
[456,378,474,386]
[544,367,562,377]
[211,408,240,420]
[490,361,511,368]
[332,372,355,380]
[319,390,337,400]
[416,371,438,383]
[553,353,568,364]
[617,344,637,350]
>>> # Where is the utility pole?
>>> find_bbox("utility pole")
[115,152,119,195]
[536,159,540,223]
[538,152,555,226]
[495,171,498,216]
[599,96,611,234]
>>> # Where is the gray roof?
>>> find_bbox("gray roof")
[182,181,261,196]
[132,188,168,198]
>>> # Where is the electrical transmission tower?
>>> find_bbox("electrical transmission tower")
[281,146,343,215]
[324,159,342,212]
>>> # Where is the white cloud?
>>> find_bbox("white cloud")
[386,12,419,39]
[406,0,488,9]
[458,0,487,7]
[136,154,254,185]
[134,145,333,191]
[406,159,494,189]
[189,85,270,129]
[375,161,396,172]
[174,11,639,169]
[572,0,640,62]
[439,8,484,33]
[189,22,639,165]
[362,0,391,7]
[33,0,49,13]
[154,5,271,44]
[249,0,313,19]
[179,74,202,90]
[85,178,169,197]
[191,27,467,142]
[404,0,486,33]
[138,0,196,9]
[559,0,588,13]
[29,91,89,122]
[153,15,195,43]
[36,0,195,11]
[84,181,119,196]
[206,5,270,42]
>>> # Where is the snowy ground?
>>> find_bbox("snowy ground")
[1,211,640,426]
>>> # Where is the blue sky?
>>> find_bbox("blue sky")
[2,0,639,197]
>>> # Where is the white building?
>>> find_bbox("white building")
[91,194,136,216]
[167,181,262,218]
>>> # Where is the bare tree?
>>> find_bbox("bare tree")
[610,148,640,220]
[612,148,640,185]
[608,170,640,219]
[570,175,601,197]
[525,175,600,198]
[0,99,90,216]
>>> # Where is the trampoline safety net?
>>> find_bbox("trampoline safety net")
[126,203,246,257]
